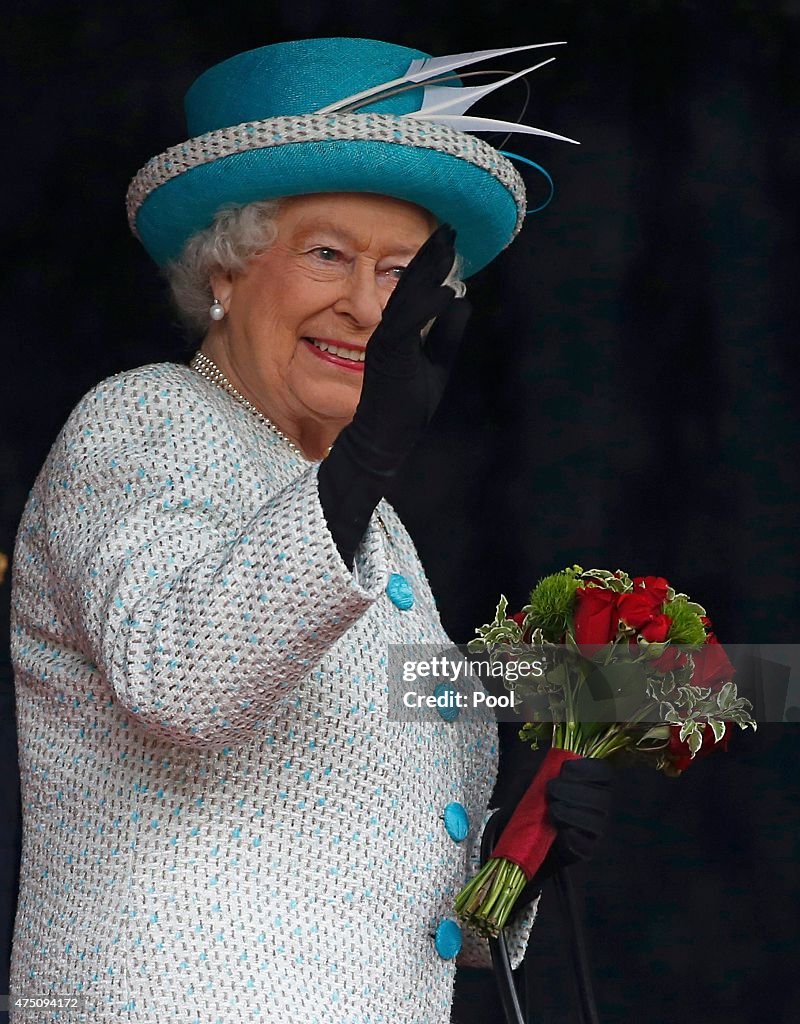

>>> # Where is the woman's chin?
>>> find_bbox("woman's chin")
[288,368,362,424]
[292,387,359,428]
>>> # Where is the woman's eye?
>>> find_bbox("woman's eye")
[312,247,340,262]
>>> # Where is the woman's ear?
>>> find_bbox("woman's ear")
[209,270,234,311]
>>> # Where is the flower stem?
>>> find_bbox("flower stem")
[457,860,527,938]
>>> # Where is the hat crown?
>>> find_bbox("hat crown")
[129,37,534,275]
[185,37,432,135]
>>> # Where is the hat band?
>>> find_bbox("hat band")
[126,112,526,239]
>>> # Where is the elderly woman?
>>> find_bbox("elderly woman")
[9,38,609,1024]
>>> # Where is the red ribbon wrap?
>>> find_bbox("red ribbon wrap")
[491,745,583,880]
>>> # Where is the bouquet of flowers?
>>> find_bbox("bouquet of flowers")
[454,565,756,938]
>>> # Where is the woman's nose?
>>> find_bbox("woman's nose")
[333,262,385,328]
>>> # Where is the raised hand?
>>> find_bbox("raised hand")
[318,224,471,569]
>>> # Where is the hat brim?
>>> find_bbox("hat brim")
[132,130,524,277]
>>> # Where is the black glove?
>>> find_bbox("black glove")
[545,756,613,868]
[318,223,471,569]
[483,757,614,912]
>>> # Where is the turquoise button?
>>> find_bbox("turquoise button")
[434,918,463,960]
[443,802,470,843]
[433,683,460,722]
[386,572,414,610]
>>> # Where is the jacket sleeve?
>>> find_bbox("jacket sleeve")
[18,371,390,750]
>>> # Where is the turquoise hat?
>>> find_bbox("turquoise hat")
[127,38,575,276]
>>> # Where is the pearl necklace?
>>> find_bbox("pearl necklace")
[190,350,306,458]
[189,350,387,540]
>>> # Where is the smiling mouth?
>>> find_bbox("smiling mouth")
[304,338,366,364]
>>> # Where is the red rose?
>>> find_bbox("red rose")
[653,646,689,673]
[617,591,662,631]
[572,586,619,645]
[691,634,735,691]
[666,721,732,773]
[640,613,672,643]
[635,573,671,602]
[633,576,670,603]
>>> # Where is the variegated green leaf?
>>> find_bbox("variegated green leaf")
[715,681,735,708]
[638,725,671,743]
[679,719,699,743]
[639,639,670,658]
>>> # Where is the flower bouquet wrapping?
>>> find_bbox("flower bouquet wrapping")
[454,566,756,938]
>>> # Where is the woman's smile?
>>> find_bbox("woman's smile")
[302,336,367,371]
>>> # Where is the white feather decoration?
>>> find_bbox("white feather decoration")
[418,58,557,118]
[404,42,566,82]
[411,114,580,145]
[314,42,566,115]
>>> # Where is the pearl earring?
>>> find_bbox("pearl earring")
[209,298,225,321]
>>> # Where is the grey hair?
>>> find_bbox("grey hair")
[164,196,465,334]
[446,258,466,299]
[165,199,284,333]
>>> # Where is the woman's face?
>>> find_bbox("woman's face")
[207,192,436,446]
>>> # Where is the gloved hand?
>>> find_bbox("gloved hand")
[545,756,613,868]
[318,223,471,569]
[482,756,614,911]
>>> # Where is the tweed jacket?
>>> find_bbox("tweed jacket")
[10,362,535,1023]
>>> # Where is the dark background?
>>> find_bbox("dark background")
[2,1,799,1022]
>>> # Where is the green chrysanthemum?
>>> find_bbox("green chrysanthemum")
[526,568,581,642]
[665,597,707,646]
